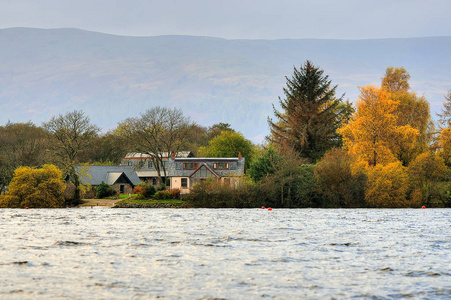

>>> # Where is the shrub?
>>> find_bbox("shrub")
[185,180,263,208]
[95,181,116,199]
[0,164,66,208]
[154,190,171,200]
[169,189,180,199]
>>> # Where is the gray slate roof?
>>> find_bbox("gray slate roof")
[76,166,141,186]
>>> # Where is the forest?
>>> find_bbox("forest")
[1,61,451,208]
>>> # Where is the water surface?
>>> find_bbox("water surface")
[0,208,450,299]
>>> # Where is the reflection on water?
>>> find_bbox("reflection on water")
[0,208,450,299]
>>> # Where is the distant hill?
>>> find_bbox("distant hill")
[1,27,450,142]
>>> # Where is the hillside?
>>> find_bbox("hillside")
[1,28,450,142]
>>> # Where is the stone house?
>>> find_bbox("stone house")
[76,166,141,195]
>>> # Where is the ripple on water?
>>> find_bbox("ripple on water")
[0,208,450,299]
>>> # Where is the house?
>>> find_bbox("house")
[168,152,245,193]
[119,151,246,193]
[120,151,194,184]
[76,166,141,195]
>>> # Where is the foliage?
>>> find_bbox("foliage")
[154,190,172,200]
[80,131,128,165]
[268,60,344,162]
[248,145,279,182]
[43,110,99,206]
[381,66,410,92]
[95,181,116,199]
[365,162,412,208]
[438,127,451,166]
[185,180,262,208]
[339,85,419,167]
[169,189,181,199]
[198,130,255,169]
[381,67,431,165]
[259,154,318,208]
[132,182,157,199]
[116,106,191,185]
[0,165,65,208]
[407,152,449,206]
[0,122,48,193]
[314,148,367,207]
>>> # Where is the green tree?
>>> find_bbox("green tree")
[0,165,65,208]
[198,130,254,169]
[43,110,100,206]
[268,60,344,162]
[248,145,279,182]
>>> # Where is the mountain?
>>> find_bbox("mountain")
[1,28,450,142]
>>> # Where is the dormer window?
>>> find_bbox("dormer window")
[213,162,229,169]
[183,162,198,169]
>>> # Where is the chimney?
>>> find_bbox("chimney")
[238,152,242,160]
[172,152,176,160]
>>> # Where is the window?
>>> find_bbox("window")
[181,178,188,188]
[148,161,153,168]
[127,161,134,166]
[162,161,168,168]
[213,162,229,169]
[183,162,198,169]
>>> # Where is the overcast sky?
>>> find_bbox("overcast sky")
[1,0,450,39]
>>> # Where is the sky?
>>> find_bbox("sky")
[1,0,450,40]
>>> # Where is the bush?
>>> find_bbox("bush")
[169,189,180,199]
[155,190,172,200]
[185,180,263,208]
[95,181,116,199]
[0,165,66,208]
[132,182,156,199]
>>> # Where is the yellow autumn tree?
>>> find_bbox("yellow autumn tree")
[381,67,432,165]
[339,85,419,167]
[0,164,66,208]
[365,161,411,207]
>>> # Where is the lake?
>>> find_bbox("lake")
[0,208,450,299]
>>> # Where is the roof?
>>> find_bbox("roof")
[123,151,194,159]
[76,166,141,186]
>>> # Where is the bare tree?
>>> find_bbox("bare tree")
[43,110,99,205]
[117,107,191,185]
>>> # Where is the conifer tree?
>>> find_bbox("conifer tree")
[268,61,344,162]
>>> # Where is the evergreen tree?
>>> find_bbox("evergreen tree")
[268,61,344,162]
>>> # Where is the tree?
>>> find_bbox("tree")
[314,148,367,207]
[197,130,254,169]
[248,145,279,182]
[381,66,410,92]
[437,89,451,128]
[268,60,344,162]
[339,85,418,167]
[381,67,432,165]
[408,152,449,206]
[117,107,191,185]
[438,127,451,166]
[43,110,99,206]
[365,161,410,208]
[0,165,65,208]
[0,122,48,194]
